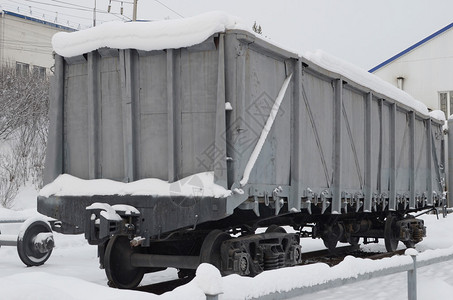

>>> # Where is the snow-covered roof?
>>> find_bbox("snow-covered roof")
[51,11,242,57]
[305,50,446,118]
[52,11,443,120]
[369,21,453,73]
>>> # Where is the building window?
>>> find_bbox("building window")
[32,65,46,78]
[439,91,453,117]
[16,62,29,76]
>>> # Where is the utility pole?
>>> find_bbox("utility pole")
[133,0,138,21]
[93,0,96,27]
[107,0,138,22]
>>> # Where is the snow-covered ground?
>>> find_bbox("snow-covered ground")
[1,186,453,300]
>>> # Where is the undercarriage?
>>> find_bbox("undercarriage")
[81,201,427,289]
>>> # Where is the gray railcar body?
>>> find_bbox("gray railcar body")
[38,28,444,287]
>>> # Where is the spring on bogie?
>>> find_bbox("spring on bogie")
[411,225,423,242]
[263,245,285,270]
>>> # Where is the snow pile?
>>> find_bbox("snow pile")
[304,50,433,117]
[220,254,416,299]
[193,263,223,296]
[52,11,243,57]
[429,110,446,121]
[404,248,419,256]
[39,172,231,198]
[0,272,156,300]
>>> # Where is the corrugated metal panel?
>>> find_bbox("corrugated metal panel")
[44,30,446,215]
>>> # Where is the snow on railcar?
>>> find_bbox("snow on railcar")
[37,12,446,288]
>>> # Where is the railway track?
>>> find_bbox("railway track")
[134,277,193,295]
[133,245,408,295]
[300,245,406,267]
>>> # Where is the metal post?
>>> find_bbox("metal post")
[87,51,100,179]
[332,79,343,213]
[166,49,176,182]
[389,103,397,211]
[409,112,416,209]
[426,120,433,206]
[364,92,373,212]
[290,60,303,212]
[407,253,417,300]
[448,118,453,208]
[93,0,96,27]
[206,294,219,300]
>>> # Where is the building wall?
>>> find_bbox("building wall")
[372,28,453,114]
[0,11,72,73]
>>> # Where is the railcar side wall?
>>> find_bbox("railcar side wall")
[45,36,225,184]
[294,65,444,213]
[44,30,445,216]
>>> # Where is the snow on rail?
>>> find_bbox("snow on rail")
[39,172,231,198]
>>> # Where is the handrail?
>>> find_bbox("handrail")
[247,249,453,300]
[203,247,453,300]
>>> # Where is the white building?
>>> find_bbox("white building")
[0,10,74,76]
[370,22,453,117]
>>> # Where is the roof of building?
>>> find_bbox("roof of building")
[369,21,453,73]
[2,10,76,32]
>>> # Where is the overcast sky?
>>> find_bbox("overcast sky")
[2,0,453,70]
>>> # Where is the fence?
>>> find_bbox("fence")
[248,249,453,300]
[203,247,453,300]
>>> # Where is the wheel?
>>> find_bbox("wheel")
[265,225,287,233]
[17,219,54,266]
[384,215,399,252]
[104,235,144,289]
[322,223,344,253]
[199,230,230,271]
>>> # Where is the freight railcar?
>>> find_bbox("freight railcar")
[38,12,445,288]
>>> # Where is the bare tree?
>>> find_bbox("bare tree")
[0,64,49,208]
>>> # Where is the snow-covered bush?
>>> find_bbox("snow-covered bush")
[0,64,49,208]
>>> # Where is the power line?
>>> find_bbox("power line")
[154,0,184,18]
[4,0,129,27]
[1,5,90,29]
[50,0,94,10]
[110,0,134,4]
[4,0,185,29]
[3,3,92,22]
[22,0,128,19]
[48,0,130,20]
[24,0,93,12]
